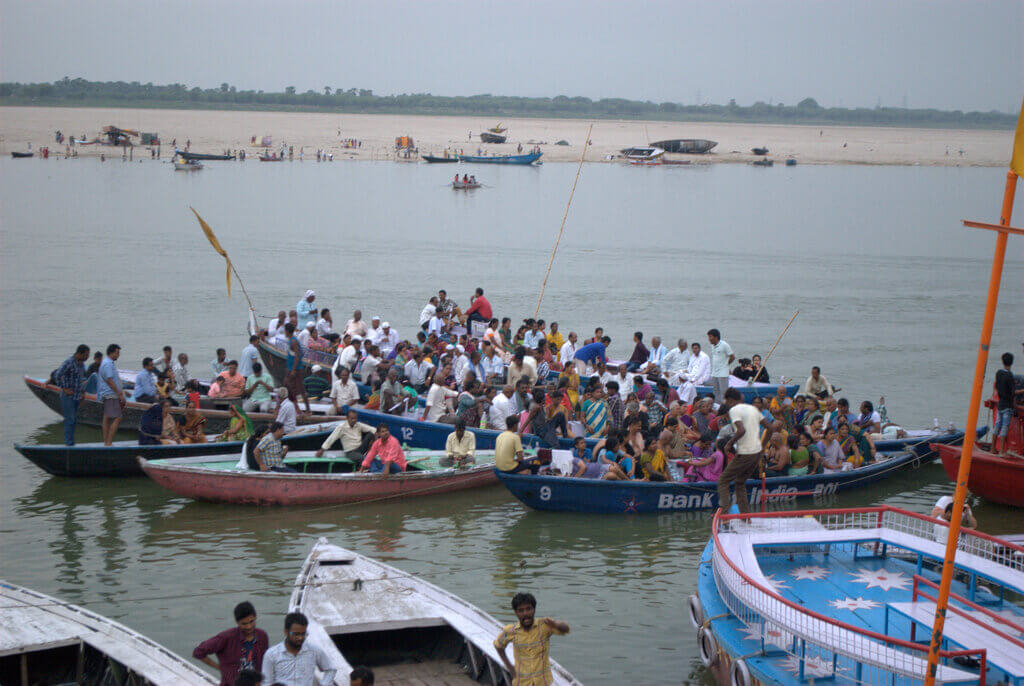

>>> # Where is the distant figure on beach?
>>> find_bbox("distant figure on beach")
[186,138,191,150]
[495,592,569,686]
[192,600,269,686]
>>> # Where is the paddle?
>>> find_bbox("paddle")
[749,310,799,386]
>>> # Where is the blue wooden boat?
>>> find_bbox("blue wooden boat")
[692,506,1024,686]
[494,444,966,514]
[457,152,541,165]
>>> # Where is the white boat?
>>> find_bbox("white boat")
[0,580,216,685]
[289,538,582,685]
[173,154,203,171]
[620,146,665,163]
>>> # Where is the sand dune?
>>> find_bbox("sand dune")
[0,106,1013,166]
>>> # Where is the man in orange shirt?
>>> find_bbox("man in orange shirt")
[359,424,407,475]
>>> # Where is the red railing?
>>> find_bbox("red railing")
[709,506,1013,683]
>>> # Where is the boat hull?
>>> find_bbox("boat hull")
[479,132,507,143]
[177,151,234,161]
[422,155,458,163]
[11,151,34,158]
[496,449,924,514]
[139,458,499,505]
[453,182,481,189]
[458,152,541,165]
[649,138,717,154]
[935,442,1024,507]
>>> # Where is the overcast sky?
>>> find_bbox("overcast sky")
[2,0,1021,112]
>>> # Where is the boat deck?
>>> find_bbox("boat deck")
[368,659,481,685]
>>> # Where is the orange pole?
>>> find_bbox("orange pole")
[923,170,1018,685]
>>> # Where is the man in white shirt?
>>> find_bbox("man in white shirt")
[662,338,692,383]
[707,328,735,404]
[172,353,190,394]
[419,297,438,330]
[403,350,434,392]
[296,321,314,348]
[423,374,459,423]
[262,612,337,686]
[361,345,382,385]
[334,336,360,373]
[315,309,334,336]
[643,336,668,374]
[239,335,260,377]
[800,366,835,398]
[366,316,383,344]
[344,310,368,338]
[330,366,360,414]
[267,311,287,341]
[720,388,772,513]
[479,343,505,384]
[523,321,544,350]
[677,342,712,404]
[427,312,446,339]
[559,332,578,367]
[613,364,633,400]
[596,361,616,389]
[275,387,297,433]
[488,385,515,430]
[453,345,471,386]
[316,408,374,458]
[377,322,398,356]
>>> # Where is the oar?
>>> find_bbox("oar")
[749,310,799,385]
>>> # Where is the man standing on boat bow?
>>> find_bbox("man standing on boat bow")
[495,592,569,686]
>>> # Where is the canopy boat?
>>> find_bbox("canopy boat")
[480,124,508,144]
[752,146,770,155]
[692,506,1024,686]
[173,154,203,171]
[422,154,459,163]
[620,146,665,163]
[0,580,216,685]
[453,180,481,189]
[10,151,33,158]
[934,396,1024,507]
[177,150,234,161]
[289,539,581,685]
[140,449,501,505]
[458,152,541,165]
[24,375,341,433]
[649,138,718,154]
[496,446,961,514]
[13,420,340,478]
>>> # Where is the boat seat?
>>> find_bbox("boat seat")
[716,531,978,684]
[741,525,1024,596]
[888,601,1024,684]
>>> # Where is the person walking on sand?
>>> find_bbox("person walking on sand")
[495,592,569,686]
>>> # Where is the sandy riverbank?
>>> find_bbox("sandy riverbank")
[0,106,1013,166]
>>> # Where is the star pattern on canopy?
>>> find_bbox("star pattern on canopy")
[828,596,881,611]
[790,565,830,581]
[848,567,910,592]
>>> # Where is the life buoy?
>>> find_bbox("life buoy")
[698,625,719,667]
[688,594,705,629]
[731,658,752,686]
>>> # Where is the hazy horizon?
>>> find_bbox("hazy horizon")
[1,0,1021,113]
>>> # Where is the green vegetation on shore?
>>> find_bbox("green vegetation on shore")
[0,78,1015,130]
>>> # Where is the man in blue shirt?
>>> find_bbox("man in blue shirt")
[54,344,90,445]
[523,320,544,350]
[239,334,260,377]
[296,290,318,330]
[573,336,611,374]
[97,343,126,445]
[133,357,159,404]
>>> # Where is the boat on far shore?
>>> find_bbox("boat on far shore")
[177,150,234,161]
[650,138,717,154]
[620,146,665,163]
[11,151,34,158]
[459,151,541,165]
[422,153,459,163]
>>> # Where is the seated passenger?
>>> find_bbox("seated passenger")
[817,427,844,472]
[570,436,592,463]
[359,424,406,474]
[218,405,253,442]
[763,433,791,477]
[788,433,811,476]
[138,401,164,445]
[182,398,207,443]
[638,438,670,482]
[565,454,628,480]
[837,423,863,468]
[443,418,476,468]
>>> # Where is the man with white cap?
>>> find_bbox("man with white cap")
[297,290,317,330]
[296,321,314,348]
[344,310,368,338]
[366,316,383,345]
[335,335,360,373]
[453,345,471,386]
[378,322,398,356]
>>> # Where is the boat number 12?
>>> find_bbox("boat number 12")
[400,427,414,442]
[539,486,551,501]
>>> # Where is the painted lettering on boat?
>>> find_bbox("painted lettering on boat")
[540,486,552,501]
[400,427,414,442]
[658,493,715,510]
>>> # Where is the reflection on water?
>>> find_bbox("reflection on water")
[1,159,1022,684]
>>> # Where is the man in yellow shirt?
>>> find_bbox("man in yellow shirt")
[495,416,538,474]
[545,322,565,353]
[495,593,569,686]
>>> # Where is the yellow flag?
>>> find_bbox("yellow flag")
[1012,94,1024,176]
[191,207,232,297]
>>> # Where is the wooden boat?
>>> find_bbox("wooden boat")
[174,158,203,171]
[0,580,216,685]
[24,375,341,433]
[177,150,234,161]
[480,132,507,144]
[258,154,284,162]
[692,506,1024,686]
[649,138,717,154]
[496,443,969,514]
[10,151,34,158]
[289,539,581,685]
[422,154,459,163]
[785,158,798,166]
[458,152,541,165]
[13,421,340,478]
[453,180,481,189]
[620,146,665,162]
[140,449,501,505]
[752,146,769,155]
[934,397,1024,507]
[752,158,774,167]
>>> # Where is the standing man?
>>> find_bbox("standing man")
[707,328,735,404]
[239,335,260,377]
[172,353,191,394]
[573,336,611,374]
[262,612,336,686]
[719,388,772,513]
[97,344,126,446]
[494,592,569,686]
[55,344,89,446]
[193,601,270,686]
[133,357,159,404]
[994,352,1024,454]
[558,331,578,369]
[297,290,318,330]
[284,322,311,413]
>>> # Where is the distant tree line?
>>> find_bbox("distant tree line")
[0,77,1015,129]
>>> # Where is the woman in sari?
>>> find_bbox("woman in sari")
[160,399,183,444]
[836,423,863,468]
[581,387,609,438]
[218,404,253,442]
[182,398,207,444]
[558,366,581,409]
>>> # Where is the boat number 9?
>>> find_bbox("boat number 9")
[400,427,414,441]
[539,486,552,501]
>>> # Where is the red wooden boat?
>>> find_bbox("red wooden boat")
[258,154,284,162]
[932,397,1024,507]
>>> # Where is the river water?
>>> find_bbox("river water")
[1,155,1022,685]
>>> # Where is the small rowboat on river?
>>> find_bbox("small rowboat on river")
[173,157,202,171]
[289,538,582,685]
[258,154,284,162]
[0,580,216,685]
[139,449,501,505]
[11,151,34,158]
[453,180,481,189]
[692,506,1024,686]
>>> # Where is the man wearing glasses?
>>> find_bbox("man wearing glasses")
[262,612,337,685]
